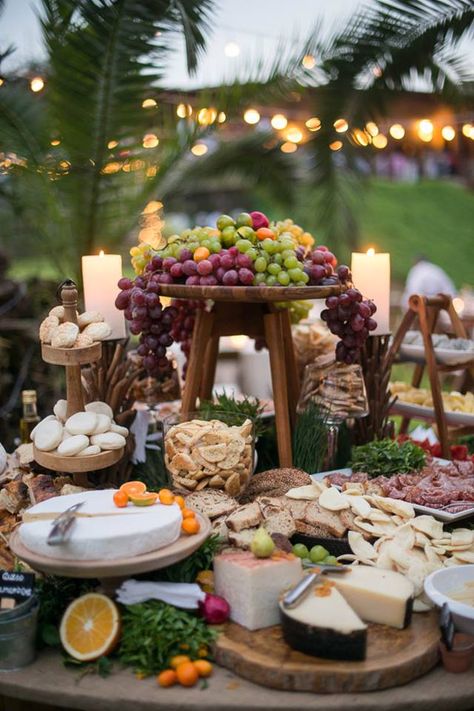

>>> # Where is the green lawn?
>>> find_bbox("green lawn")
[356,179,474,287]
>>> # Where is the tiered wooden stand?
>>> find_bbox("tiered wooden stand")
[388,293,474,458]
[33,282,125,485]
[159,283,341,466]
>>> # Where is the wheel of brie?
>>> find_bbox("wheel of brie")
[19,490,183,561]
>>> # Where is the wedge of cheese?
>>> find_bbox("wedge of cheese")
[214,550,302,630]
[328,565,414,629]
[280,584,367,661]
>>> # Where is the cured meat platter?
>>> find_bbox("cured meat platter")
[311,466,474,523]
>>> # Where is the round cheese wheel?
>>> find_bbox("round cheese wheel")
[65,412,98,436]
[57,434,89,457]
[34,419,63,451]
[85,401,114,420]
[90,432,126,450]
[19,490,183,561]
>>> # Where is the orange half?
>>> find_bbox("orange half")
[120,480,147,498]
[59,593,121,662]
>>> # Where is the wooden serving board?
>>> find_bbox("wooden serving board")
[9,513,211,579]
[158,283,341,303]
[214,612,440,693]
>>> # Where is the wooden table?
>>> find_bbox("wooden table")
[158,284,340,467]
[1,650,473,711]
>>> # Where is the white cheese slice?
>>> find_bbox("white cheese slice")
[280,585,367,661]
[328,565,414,629]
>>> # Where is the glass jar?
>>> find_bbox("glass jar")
[162,410,255,498]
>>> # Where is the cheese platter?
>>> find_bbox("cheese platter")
[390,399,474,428]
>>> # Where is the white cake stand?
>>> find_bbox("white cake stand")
[9,513,211,593]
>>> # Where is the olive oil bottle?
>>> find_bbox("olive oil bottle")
[20,390,40,444]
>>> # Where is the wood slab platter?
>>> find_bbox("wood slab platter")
[33,445,124,473]
[158,283,341,303]
[9,512,211,578]
[214,612,440,693]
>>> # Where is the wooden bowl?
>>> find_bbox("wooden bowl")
[41,342,102,366]
[33,446,124,473]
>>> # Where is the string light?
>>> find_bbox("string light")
[191,143,208,156]
[142,98,157,108]
[177,103,192,118]
[0,78,4,87]
[143,133,159,148]
[352,129,370,146]
[365,122,379,137]
[305,117,321,132]
[418,119,433,142]
[107,140,118,150]
[372,133,388,149]
[197,107,217,125]
[285,126,303,143]
[243,109,260,125]
[271,114,288,130]
[280,142,297,153]
[225,42,240,57]
[329,140,343,151]
[143,200,163,214]
[389,123,405,140]
[101,162,122,174]
[146,166,158,177]
[441,125,455,142]
[462,123,473,138]
[302,54,316,69]
[50,139,61,147]
[217,111,226,123]
[30,76,44,92]
[334,118,348,133]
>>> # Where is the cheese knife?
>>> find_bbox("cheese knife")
[47,502,84,546]
[282,565,349,609]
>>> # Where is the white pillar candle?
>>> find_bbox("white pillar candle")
[81,251,126,339]
[351,249,391,334]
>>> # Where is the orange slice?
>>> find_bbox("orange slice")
[120,480,146,498]
[130,491,158,506]
[59,593,121,662]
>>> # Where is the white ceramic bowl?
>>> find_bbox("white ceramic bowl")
[424,565,474,636]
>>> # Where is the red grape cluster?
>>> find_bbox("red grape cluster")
[159,247,255,287]
[115,273,177,377]
[169,299,202,378]
[321,289,377,364]
[304,246,351,287]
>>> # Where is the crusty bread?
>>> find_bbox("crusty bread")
[304,502,347,538]
[211,515,229,541]
[263,509,296,538]
[239,468,312,502]
[185,490,238,519]
[228,528,257,549]
[281,498,308,521]
[226,501,262,532]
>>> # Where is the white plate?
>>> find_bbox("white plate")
[311,464,474,522]
[390,400,474,427]
[401,342,474,366]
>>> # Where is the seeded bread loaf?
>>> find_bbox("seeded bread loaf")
[239,468,312,502]
[185,489,239,519]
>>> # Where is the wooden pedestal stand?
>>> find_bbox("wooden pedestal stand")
[388,293,474,459]
[33,282,124,486]
[159,283,341,467]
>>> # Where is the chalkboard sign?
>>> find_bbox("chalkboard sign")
[0,570,35,603]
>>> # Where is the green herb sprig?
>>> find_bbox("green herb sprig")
[119,600,217,676]
[293,401,329,473]
[350,439,426,478]
[199,393,267,438]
